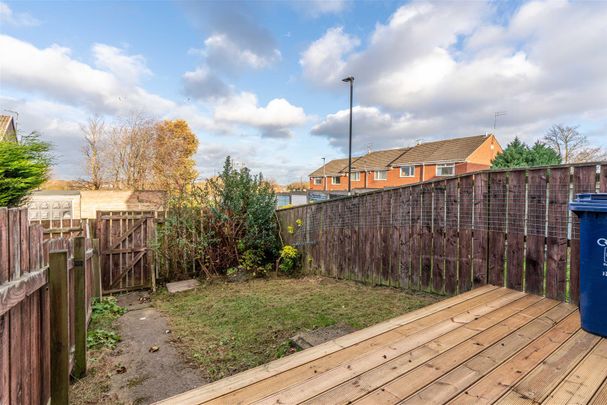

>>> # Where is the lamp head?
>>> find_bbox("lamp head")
[342,76,354,83]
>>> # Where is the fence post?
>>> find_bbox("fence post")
[49,250,69,405]
[73,236,87,378]
[92,239,102,298]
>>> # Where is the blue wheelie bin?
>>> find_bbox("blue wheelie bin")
[569,193,607,337]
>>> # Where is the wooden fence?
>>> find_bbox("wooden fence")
[29,218,94,240]
[0,207,101,404]
[277,163,607,304]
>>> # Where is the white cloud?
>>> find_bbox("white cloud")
[182,66,232,101]
[202,34,281,71]
[92,44,152,85]
[0,35,173,116]
[214,92,307,138]
[303,0,607,150]
[0,2,40,27]
[299,27,360,87]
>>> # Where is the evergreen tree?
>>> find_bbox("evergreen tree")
[0,134,53,207]
[491,137,561,169]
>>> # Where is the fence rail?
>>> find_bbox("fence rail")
[277,163,607,304]
[0,207,101,404]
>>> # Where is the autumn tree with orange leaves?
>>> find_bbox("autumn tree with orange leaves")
[152,119,199,193]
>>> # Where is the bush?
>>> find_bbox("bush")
[154,157,280,281]
[0,133,52,206]
[278,245,300,275]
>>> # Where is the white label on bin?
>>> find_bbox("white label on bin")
[598,238,607,271]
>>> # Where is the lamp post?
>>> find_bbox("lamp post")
[342,76,354,194]
[321,157,326,191]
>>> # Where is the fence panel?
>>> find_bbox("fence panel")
[444,178,458,294]
[458,175,474,292]
[277,162,605,303]
[1,207,99,404]
[546,167,570,301]
[472,172,489,286]
[488,171,507,286]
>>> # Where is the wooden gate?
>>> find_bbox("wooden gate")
[96,211,157,294]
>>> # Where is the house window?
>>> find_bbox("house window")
[436,163,455,176]
[351,172,360,181]
[313,178,322,185]
[332,176,341,185]
[374,170,388,180]
[400,166,415,177]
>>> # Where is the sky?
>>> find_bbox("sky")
[1,0,606,184]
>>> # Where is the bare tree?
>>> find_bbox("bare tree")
[80,115,106,189]
[106,113,156,189]
[544,125,606,163]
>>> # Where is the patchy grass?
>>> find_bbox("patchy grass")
[154,276,441,381]
[71,298,126,405]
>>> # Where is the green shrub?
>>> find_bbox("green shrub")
[154,156,280,281]
[279,245,300,275]
[0,134,53,207]
[87,297,126,349]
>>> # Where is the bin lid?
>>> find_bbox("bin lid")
[569,193,607,212]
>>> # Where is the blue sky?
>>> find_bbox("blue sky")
[1,0,606,183]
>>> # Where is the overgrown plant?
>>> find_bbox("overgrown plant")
[154,157,280,281]
[278,245,301,275]
[0,133,52,206]
[87,297,126,349]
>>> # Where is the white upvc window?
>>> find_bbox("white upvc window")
[331,176,341,185]
[374,170,388,180]
[351,172,360,181]
[313,177,322,185]
[400,166,415,177]
[436,163,455,176]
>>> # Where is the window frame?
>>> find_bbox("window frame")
[436,163,455,177]
[374,170,388,181]
[350,172,360,181]
[331,176,341,185]
[313,177,322,185]
[399,165,415,178]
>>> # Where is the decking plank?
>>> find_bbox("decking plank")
[590,377,607,405]
[447,310,581,405]
[156,285,498,404]
[252,290,524,405]
[354,296,559,405]
[496,329,600,404]
[543,339,607,405]
[397,304,576,405]
[307,294,546,405]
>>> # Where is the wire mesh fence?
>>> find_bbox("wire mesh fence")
[278,163,607,303]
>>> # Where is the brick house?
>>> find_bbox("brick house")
[309,134,502,191]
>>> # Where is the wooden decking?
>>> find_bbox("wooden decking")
[157,285,607,405]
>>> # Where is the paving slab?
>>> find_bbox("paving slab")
[166,279,200,294]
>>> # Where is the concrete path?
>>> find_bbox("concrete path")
[110,292,207,404]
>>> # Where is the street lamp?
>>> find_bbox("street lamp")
[321,157,326,191]
[342,76,354,194]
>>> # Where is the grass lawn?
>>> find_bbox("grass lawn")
[153,276,442,381]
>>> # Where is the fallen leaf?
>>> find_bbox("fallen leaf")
[116,365,127,374]
[149,346,160,353]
